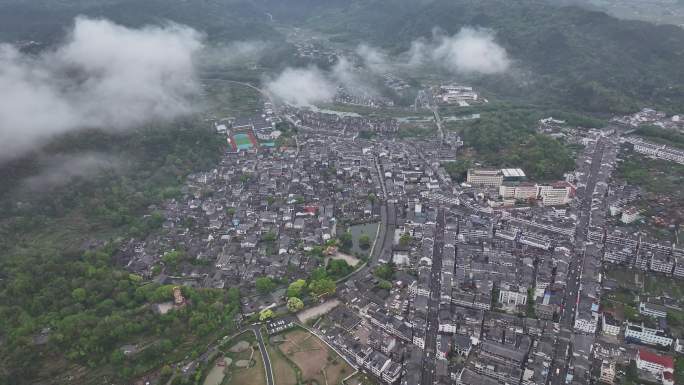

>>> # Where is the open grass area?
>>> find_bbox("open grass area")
[203,81,263,119]
[613,150,684,242]
[643,274,684,300]
[616,151,684,199]
[274,328,353,385]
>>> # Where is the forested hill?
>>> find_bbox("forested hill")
[302,0,684,114]
[0,0,282,43]
[3,0,682,114]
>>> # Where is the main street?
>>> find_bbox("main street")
[421,208,446,385]
[549,137,608,385]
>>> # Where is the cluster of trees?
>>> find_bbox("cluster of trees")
[0,121,225,236]
[256,277,277,294]
[286,297,304,313]
[374,263,395,281]
[616,152,684,197]
[287,279,307,298]
[326,259,354,280]
[338,231,353,253]
[399,232,412,248]
[0,119,231,384]
[442,160,472,183]
[450,109,575,180]
[358,234,372,250]
[374,263,395,290]
[284,268,337,315]
[0,242,241,383]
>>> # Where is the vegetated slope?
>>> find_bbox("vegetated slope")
[0,121,230,385]
[0,0,282,43]
[303,0,684,114]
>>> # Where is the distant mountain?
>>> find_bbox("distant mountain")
[0,0,282,44]
[1,0,682,114]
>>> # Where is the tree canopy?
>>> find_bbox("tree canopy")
[308,278,336,298]
[287,297,304,313]
[255,277,276,294]
[287,279,307,298]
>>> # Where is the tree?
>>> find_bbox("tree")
[339,231,353,252]
[359,234,371,250]
[160,365,174,382]
[227,287,240,303]
[374,263,394,281]
[327,259,353,279]
[442,160,472,182]
[259,309,274,321]
[399,232,412,247]
[162,249,184,269]
[255,277,276,294]
[261,232,277,243]
[308,278,336,297]
[287,297,304,313]
[624,361,639,385]
[287,279,306,298]
[309,267,328,282]
[71,288,87,303]
[377,280,392,290]
[675,357,684,385]
[109,349,125,364]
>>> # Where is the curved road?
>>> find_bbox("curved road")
[251,325,274,385]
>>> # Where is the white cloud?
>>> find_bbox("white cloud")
[22,152,123,191]
[331,56,380,96]
[265,66,336,106]
[0,17,204,163]
[355,44,390,74]
[431,27,510,74]
[406,27,510,74]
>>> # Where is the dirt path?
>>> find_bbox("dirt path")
[297,299,340,323]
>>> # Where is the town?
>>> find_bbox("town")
[114,95,684,385]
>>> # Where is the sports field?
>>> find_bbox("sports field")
[233,133,254,150]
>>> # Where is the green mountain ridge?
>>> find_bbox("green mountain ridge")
[300,0,684,113]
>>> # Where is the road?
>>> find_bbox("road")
[353,202,396,279]
[431,106,445,144]
[421,208,446,385]
[549,137,608,385]
[252,325,274,385]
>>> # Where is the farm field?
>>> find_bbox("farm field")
[272,328,354,385]
[203,81,263,119]
[341,372,380,385]
[267,344,298,385]
[203,332,266,385]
